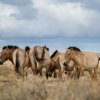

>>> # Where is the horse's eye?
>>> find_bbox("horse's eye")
[4,54,6,55]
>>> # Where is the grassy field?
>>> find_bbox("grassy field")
[0,61,100,100]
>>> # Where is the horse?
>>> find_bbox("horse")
[46,50,60,79]
[64,46,100,80]
[29,45,51,76]
[13,48,30,79]
[46,50,68,79]
[0,45,30,80]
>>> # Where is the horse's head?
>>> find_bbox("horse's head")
[64,49,73,66]
[0,45,18,65]
[0,48,11,64]
[64,46,81,66]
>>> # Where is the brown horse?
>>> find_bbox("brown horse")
[46,50,60,79]
[65,46,100,80]
[29,45,51,76]
[0,45,30,80]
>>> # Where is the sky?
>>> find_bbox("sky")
[0,38,100,54]
[0,0,100,53]
[0,0,100,38]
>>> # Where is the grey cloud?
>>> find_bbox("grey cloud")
[1,0,37,20]
[55,0,100,11]
[0,0,31,6]
[0,0,100,38]
[16,5,37,20]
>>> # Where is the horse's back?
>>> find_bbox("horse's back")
[83,52,98,68]
[84,52,97,60]
[13,48,29,66]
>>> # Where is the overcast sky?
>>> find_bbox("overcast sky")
[0,0,100,38]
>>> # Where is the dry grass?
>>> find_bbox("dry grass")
[0,61,100,100]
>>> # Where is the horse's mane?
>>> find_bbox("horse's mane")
[43,45,49,51]
[68,46,81,52]
[25,46,30,51]
[2,45,19,50]
[51,50,59,58]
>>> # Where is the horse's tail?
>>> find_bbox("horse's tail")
[15,51,20,73]
[96,57,100,68]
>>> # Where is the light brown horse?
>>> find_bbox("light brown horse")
[13,48,30,79]
[46,50,68,79]
[65,46,100,80]
[29,46,51,76]
[0,45,30,80]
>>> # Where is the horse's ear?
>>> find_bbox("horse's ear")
[25,46,30,52]
[43,45,49,51]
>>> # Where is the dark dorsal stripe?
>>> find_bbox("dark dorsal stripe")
[51,50,58,58]
[68,46,81,52]
[2,45,19,50]
[25,46,30,51]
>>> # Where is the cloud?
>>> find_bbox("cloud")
[0,0,100,38]
[0,0,31,6]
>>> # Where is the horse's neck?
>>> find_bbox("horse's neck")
[9,57,13,64]
[72,52,83,65]
[44,50,50,60]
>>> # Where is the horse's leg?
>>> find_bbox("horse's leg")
[39,68,43,76]
[19,65,24,80]
[80,67,84,76]
[58,69,64,79]
[14,65,19,79]
[73,68,78,79]
[31,61,37,75]
[37,64,43,76]
[53,70,57,78]
[88,69,94,80]
[31,66,35,75]
[46,68,49,79]
[74,68,80,79]
[93,68,97,81]
[24,66,28,78]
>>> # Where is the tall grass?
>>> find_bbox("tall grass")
[0,61,100,100]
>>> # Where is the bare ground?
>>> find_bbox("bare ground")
[0,61,100,100]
